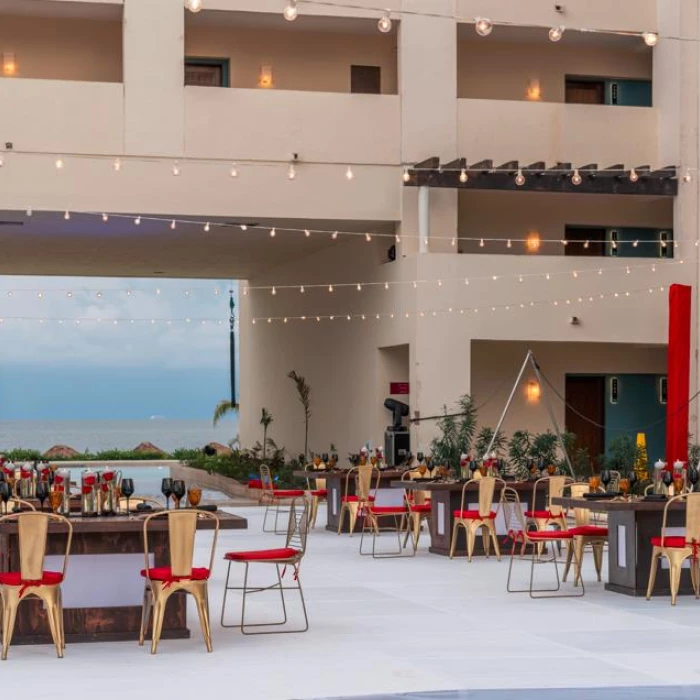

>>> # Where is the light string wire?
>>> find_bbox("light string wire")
[0,259,684,298]
[251,283,672,324]
[295,0,694,44]
[11,209,696,249]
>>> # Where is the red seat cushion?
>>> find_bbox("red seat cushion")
[650,536,689,549]
[311,489,328,497]
[271,489,305,497]
[409,504,432,513]
[569,526,608,537]
[526,530,573,541]
[140,566,210,581]
[525,510,558,519]
[0,571,63,587]
[369,506,406,514]
[341,495,376,502]
[248,479,263,489]
[453,510,496,520]
[224,547,299,562]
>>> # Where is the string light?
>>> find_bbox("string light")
[288,162,297,180]
[475,17,493,36]
[571,169,582,186]
[172,161,180,176]
[204,222,211,232]
[643,31,659,47]
[102,213,109,223]
[683,169,692,183]
[328,285,334,292]
[459,168,469,183]
[629,168,639,183]
[515,169,526,186]
[507,239,512,248]
[134,216,141,226]
[357,284,362,291]
[55,158,64,170]
[549,26,565,42]
[403,167,411,183]
[230,164,238,178]
[0,155,4,167]
[185,0,203,12]
[332,231,338,239]
[283,0,298,21]
[365,232,371,242]
[377,11,392,33]
[113,158,122,172]
[171,219,176,230]
[304,229,310,237]
[479,239,485,247]
[240,224,248,231]
[63,211,70,220]
[345,166,355,181]
[26,207,32,217]
[270,228,276,237]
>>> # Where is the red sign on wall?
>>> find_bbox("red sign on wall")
[390,382,410,395]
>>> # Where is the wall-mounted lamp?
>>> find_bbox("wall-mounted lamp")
[526,78,541,101]
[526,231,541,252]
[2,52,17,77]
[527,380,541,403]
[258,64,273,89]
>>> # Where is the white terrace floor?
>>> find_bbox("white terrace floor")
[5,506,700,700]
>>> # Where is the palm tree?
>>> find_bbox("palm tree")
[260,408,273,461]
[287,370,311,459]
[213,399,237,426]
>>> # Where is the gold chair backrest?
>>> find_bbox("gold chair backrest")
[569,483,591,527]
[477,477,497,517]
[402,469,429,505]
[500,487,526,535]
[305,463,326,491]
[356,463,375,502]
[0,511,72,581]
[143,510,220,579]
[286,498,310,555]
[686,493,700,543]
[259,464,274,492]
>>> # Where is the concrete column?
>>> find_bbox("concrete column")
[123,0,184,156]
[418,186,430,253]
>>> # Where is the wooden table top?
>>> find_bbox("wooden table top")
[392,479,547,492]
[553,496,683,512]
[0,510,247,534]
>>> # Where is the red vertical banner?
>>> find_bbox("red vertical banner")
[666,284,692,464]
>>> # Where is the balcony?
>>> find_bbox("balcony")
[458,99,658,167]
[185,87,400,164]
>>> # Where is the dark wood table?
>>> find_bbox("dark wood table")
[0,510,247,645]
[553,496,694,597]
[293,469,407,533]
[394,480,548,557]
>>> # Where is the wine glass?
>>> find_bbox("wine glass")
[688,465,699,492]
[36,481,49,512]
[161,478,174,510]
[628,470,638,492]
[662,470,673,493]
[417,452,424,464]
[187,485,202,508]
[0,482,10,514]
[601,470,612,492]
[121,478,135,514]
[172,480,186,509]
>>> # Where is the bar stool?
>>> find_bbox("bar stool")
[0,509,72,659]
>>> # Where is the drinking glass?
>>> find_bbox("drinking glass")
[187,486,202,508]
[689,466,699,492]
[619,478,630,497]
[172,480,186,509]
[589,475,601,492]
[0,482,10,514]
[49,489,63,514]
[36,481,49,511]
[662,470,673,490]
[161,478,174,510]
[601,470,612,492]
[673,476,685,496]
[417,452,424,464]
[121,478,135,514]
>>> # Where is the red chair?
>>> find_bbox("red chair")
[259,465,305,534]
[222,498,309,634]
[501,487,584,598]
[337,464,379,535]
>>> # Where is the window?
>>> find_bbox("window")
[185,58,229,87]
[351,65,381,94]
[565,77,652,107]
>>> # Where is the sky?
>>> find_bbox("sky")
[0,277,238,420]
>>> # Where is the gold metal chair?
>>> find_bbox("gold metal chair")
[525,475,572,534]
[0,510,72,658]
[360,492,411,558]
[222,498,310,634]
[138,509,219,654]
[401,469,431,551]
[501,487,584,598]
[305,460,327,529]
[450,477,505,561]
[562,483,607,586]
[337,464,379,535]
[646,492,700,605]
[259,464,305,534]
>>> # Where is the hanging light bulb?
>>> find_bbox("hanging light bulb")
[332,231,338,239]
[345,165,354,181]
[134,216,141,225]
[507,239,512,248]
[283,0,298,21]
[172,161,180,176]
[55,158,64,170]
[185,0,203,13]
[384,282,389,290]
[683,169,692,183]
[288,162,296,180]
[451,238,456,247]
[26,207,32,217]
[377,11,392,33]
[0,155,4,167]
[365,232,371,242]
[229,163,238,178]
[459,168,469,183]
[632,240,639,248]
[571,169,582,186]
[402,167,410,183]
[271,287,277,295]
[64,210,70,220]
[583,240,590,249]
[204,222,210,232]
[300,286,305,293]
[304,229,311,237]
[629,168,639,182]
[357,283,362,291]
[479,238,485,247]
[240,224,247,231]
[515,169,526,186]
[171,219,176,230]
[549,25,565,42]
[643,31,659,47]
[270,228,276,237]
[113,158,122,172]
[102,213,109,223]
[328,285,334,293]
[475,17,493,36]
[395,234,401,243]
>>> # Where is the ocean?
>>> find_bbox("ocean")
[0,417,240,454]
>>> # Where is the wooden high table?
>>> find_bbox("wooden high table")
[553,496,694,597]
[0,510,247,645]
[395,479,549,557]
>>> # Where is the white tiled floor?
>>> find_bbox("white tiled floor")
[5,505,700,700]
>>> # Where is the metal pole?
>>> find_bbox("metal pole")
[418,186,430,254]
[483,350,534,459]
[229,289,236,405]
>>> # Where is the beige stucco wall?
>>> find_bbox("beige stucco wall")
[0,15,122,82]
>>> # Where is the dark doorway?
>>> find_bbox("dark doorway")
[565,79,605,105]
[565,376,605,470]
[351,65,381,94]
[565,226,606,257]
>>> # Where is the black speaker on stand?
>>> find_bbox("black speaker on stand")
[383,399,410,467]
